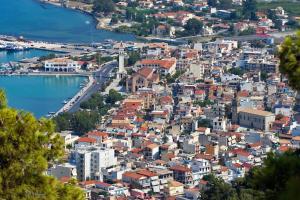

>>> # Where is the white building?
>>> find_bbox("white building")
[117,43,127,79]
[44,58,81,72]
[213,117,227,131]
[48,163,77,180]
[58,131,79,149]
[190,159,211,183]
[73,146,117,181]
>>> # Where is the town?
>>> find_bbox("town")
[37,30,300,199]
[43,0,300,39]
[1,0,300,200]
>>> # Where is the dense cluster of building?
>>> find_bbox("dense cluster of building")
[47,35,300,200]
[51,0,297,38]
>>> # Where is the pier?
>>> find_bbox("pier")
[0,36,95,56]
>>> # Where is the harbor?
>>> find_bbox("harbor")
[0,75,88,118]
[50,75,94,118]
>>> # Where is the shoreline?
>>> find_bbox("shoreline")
[51,75,94,118]
[0,71,92,77]
[37,0,136,35]
[0,72,94,117]
[37,0,113,32]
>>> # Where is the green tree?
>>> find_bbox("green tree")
[228,67,245,76]
[194,100,214,107]
[53,112,72,131]
[71,111,100,134]
[245,150,300,200]
[127,51,141,66]
[219,0,233,9]
[80,93,105,110]
[242,0,257,20]
[208,0,218,7]
[0,93,84,199]
[106,89,123,105]
[201,175,239,200]
[93,0,115,14]
[184,19,203,36]
[110,14,119,25]
[260,72,268,81]
[279,31,300,90]
[0,89,7,109]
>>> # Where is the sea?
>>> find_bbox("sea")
[0,0,133,117]
[0,0,135,43]
[0,75,87,118]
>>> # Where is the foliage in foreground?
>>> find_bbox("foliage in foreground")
[201,150,300,200]
[0,90,84,200]
[279,31,300,91]
[53,90,123,135]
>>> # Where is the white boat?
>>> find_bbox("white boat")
[62,100,68,104]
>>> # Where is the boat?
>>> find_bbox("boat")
[62,100,68,104]
[5,43,26,51]
[48,112,55,115]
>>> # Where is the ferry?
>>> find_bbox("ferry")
[4,43,28,51]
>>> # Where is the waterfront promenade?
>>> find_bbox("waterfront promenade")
[52,75,94,117]
[68,60,118,113]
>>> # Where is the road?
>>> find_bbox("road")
[68,60,117,113]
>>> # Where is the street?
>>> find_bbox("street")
[68,60,118,113]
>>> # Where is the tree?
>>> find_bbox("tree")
[127,51,141,66]
[106,89,123,105]
[0,92,84,199]
[71,111,100,134]
[184,19,203,36]
[198,119,211,128]
[242,0,257,20]
[219,0,233,9]
[0,89,7,109]
[110,14,119,25]
[53,112,72,131]
[279,31,300,91]
[260,72,268,81]
[228,67,245,76]
[244,150,300,200]
[208,0,218,7]
[93,0,115,14]
[201,175,239,200]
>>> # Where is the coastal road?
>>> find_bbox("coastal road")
[67,60,117,113]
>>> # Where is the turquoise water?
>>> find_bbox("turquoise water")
[0,75,86,118]
[0,49,61,63]
[0,0,135,43]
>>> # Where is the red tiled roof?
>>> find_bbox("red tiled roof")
[77,137,97,143]
[160,96,173,104]
[86,131,108,137]
[137,67,155,78]
[123,172,146,180]
[170,165,191,172]
[137,169,158,177]
[140,59,176,69]
[195,90,205,95]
